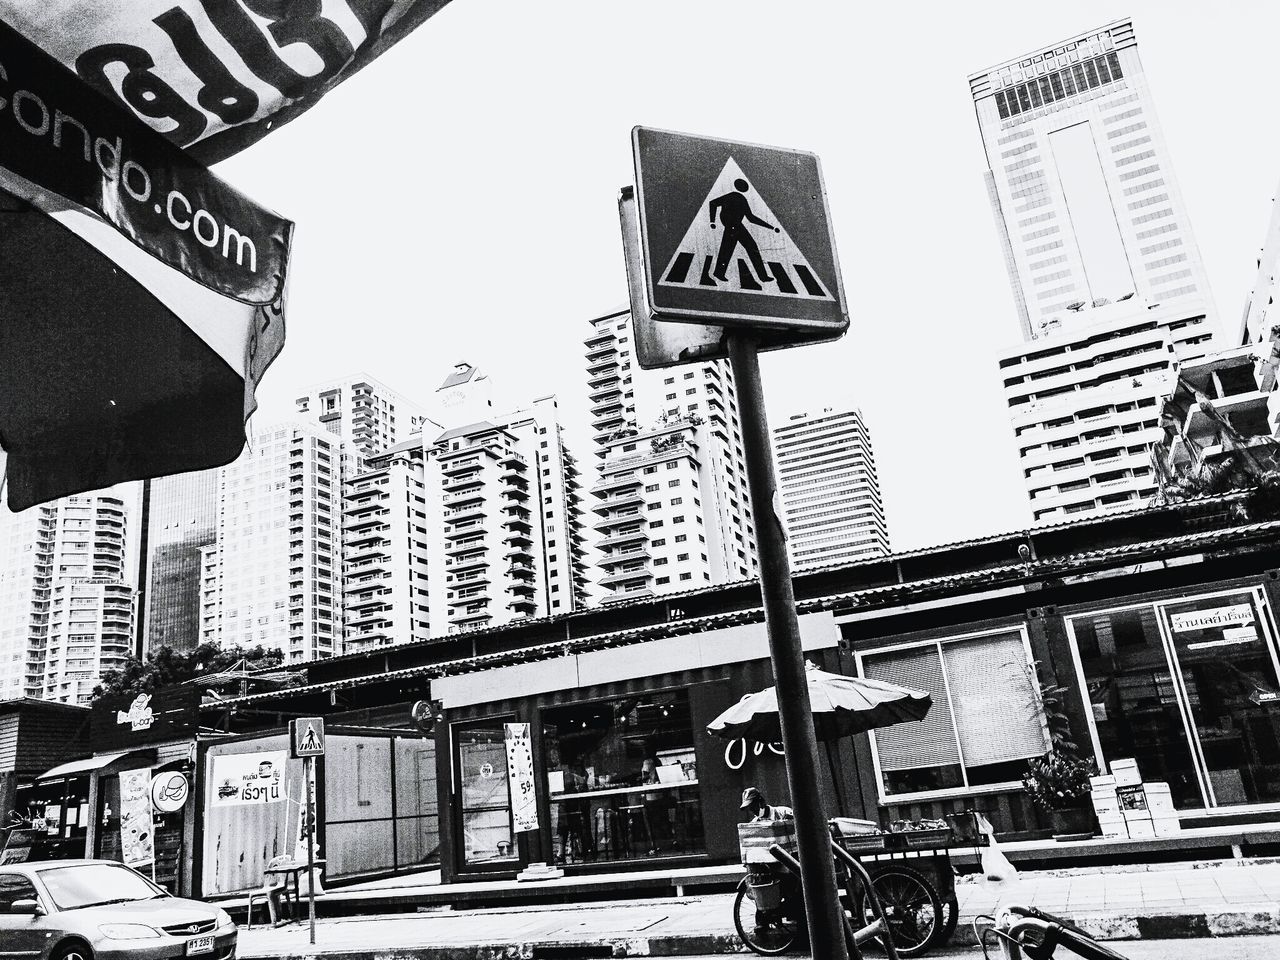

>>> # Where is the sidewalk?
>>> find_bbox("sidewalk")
[237,861,1280,959]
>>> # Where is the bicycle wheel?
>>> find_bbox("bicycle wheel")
[733,876,803,956]
[937,893,959,947]
[859,865,943,958]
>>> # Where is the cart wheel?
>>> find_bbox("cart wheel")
[938,893,959,947]
[858,865,943,957]
[733,876,803,956]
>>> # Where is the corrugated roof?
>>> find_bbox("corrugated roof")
[433,421,499,444]
[206,517,1280,710]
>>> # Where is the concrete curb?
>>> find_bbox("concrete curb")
[242,906,1280,959]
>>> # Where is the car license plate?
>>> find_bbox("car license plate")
[187,935,215,956]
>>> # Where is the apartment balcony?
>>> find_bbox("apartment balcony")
[599,546,651,569]
[502,502,532,519]
[347,591,388,612]
[504,543,534,562]
[448,589,491,608]
[506,529,533,549]
[345,512,386,534]
[593,509,643,532]
[444,488,485,508]
[590,397,625,419]
[445,501,487,523]
[584,327,615,349]
[507,596,538,615]
[449,608,492,627]
[451,569,491,587]
[347,607,391,629]
[588,381,621,402]
[507,579,537,597]
[598,565,653,588]
[442,471,484,493]
[345,540,390,564]
[590,472,642,497]
[444,520,485,541]
[593,412,627,434]
[448,554,489,574]
[344,495,387,517]
[506,561,536,580]
[587,364,621,388]
[444,536,487,555]
[500,485,529,503]
[591,491,644,515]
[503,515,533,535]
[440,454,483,476]
[346,525,390,548]
[585,341,618,362]
[1183,390,1271,444]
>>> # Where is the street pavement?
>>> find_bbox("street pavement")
[236,861,1280,959]
[673,938,1280,959]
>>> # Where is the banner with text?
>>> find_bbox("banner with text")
[210,751,287,807]
[504,723,538,833]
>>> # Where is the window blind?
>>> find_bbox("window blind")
[943,633,1046,767]
[864,646,960,772]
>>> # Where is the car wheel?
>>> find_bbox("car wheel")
[51,940,93,960]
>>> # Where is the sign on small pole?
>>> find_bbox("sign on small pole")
[628,126,851,960]
[288,718,324,945]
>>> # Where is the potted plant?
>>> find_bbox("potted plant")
[1022,669,1097,840]
[1023,750,1097,840]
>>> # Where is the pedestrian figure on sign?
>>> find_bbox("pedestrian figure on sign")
[709,178,780,285]
[302,725,319,751]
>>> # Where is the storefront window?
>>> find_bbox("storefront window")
[456,723,516,865]
[862,630,1047,797]
[1069,590,1280,809]
[542,691,704,865]
[1069,604,1205,808]
[10,776,90,860]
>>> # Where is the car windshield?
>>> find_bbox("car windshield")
[38,863,162,910]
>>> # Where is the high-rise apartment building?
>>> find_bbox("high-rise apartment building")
[772,407,889,568]
[585,308,757,601]
[295,374,428,462]
[141,468,219,656]
[972,19,1222,522]
[0,491,134,703]
[340,364,588,650]
[199,420,341,662]
[1242,176,1280,349]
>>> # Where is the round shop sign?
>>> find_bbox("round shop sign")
[150,771,190,813]
[479,762,494,780]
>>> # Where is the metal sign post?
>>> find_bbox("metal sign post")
[288,717,325,945]
[629,126,853,960]
[304,754,317,945]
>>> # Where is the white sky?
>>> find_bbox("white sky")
[212,0,1280,552]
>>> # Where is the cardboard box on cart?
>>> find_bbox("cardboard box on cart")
[739,820,799,865]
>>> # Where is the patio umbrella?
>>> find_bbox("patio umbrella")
[706,661,931,814]
[707,662,932,744]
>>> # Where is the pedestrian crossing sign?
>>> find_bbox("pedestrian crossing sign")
[289,717,325,758]
[632,127,848,334]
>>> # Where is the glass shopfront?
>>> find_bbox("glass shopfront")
[9,776,90,860]
[1067,587,1280,811]
[543,690,704,865]
[454,721,517,866]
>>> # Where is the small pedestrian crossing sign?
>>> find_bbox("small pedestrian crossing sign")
[633,127,848,334]
[290,717,325,758]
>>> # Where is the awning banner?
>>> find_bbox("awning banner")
[0,1,454,164]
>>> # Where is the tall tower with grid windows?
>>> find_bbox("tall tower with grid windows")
[971,19,1222,523]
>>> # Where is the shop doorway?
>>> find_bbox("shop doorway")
[1066,587,1280,811]
[452,720,519,870]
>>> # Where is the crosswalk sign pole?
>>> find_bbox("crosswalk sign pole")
[727,331,851,960]
[306,753,316,945]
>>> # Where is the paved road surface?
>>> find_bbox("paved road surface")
[672,936,1280,960]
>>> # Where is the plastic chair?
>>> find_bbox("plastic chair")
[246,855,289,929]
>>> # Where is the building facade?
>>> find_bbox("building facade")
[141,468,219,657]
[972,19,1222,522]
[198,421,342,662]
[0,492,134,703]
[295,374,428,462]
[772,407,889,568]
[584,308,756,602]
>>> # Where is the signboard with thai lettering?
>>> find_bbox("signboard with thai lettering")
[504,722,538,833]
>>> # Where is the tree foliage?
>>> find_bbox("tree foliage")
[92,643,290,700]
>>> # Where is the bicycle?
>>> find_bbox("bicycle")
[974,903,1132,960]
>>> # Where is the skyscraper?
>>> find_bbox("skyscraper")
[772,407,889,568]
[141,468,219,656]
[198,420,342,662]
[971,19,1222,522]
[0,491,135,703]
[295,374,428,462]
[584,308,757,602]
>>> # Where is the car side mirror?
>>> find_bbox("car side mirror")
[10,899,43,916]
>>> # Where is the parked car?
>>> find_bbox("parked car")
[0,859,236,960]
